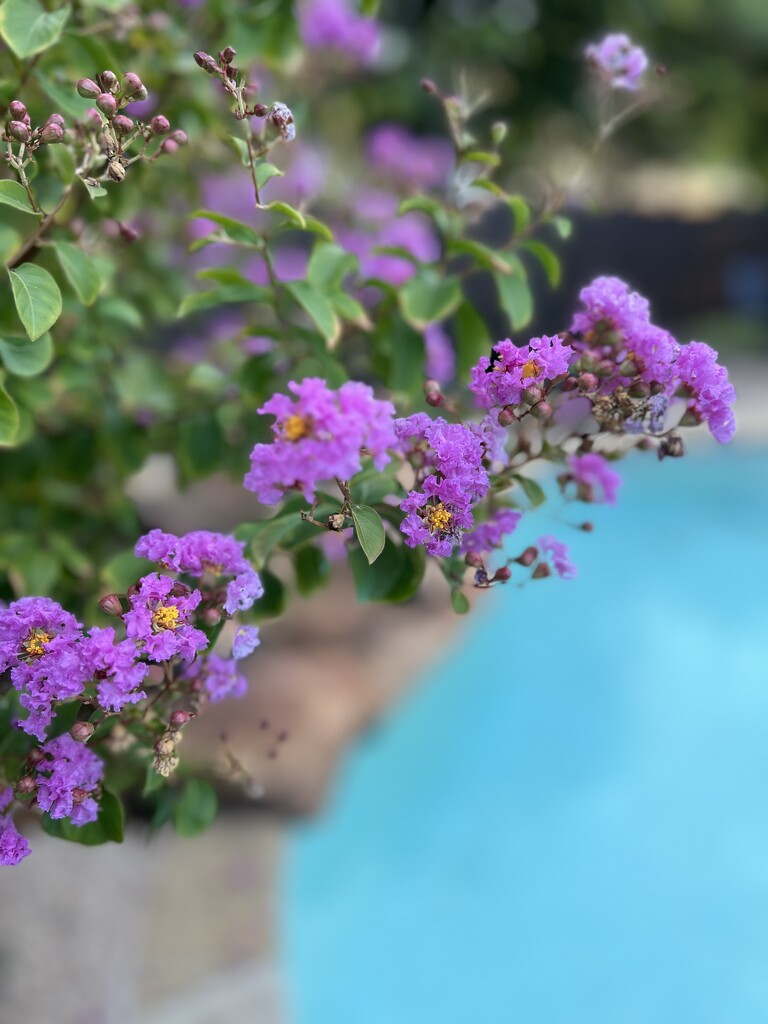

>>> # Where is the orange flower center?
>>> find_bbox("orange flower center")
[521,358,541,380]
[22,628,53,659]
[152,604,180,632]
[425,503,452,533]
[282,414,311,442]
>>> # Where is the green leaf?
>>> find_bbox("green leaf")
[286,280,340,347]
[507,195,531,234]
[0,180,37,215]
[331,291,371,330]
[459,149,501,167]
[307,243,357,291]
[0,376,19,445]
[548,215,572,239]
[446,238,511,274]
[351,505,386,564]
[258,199,306,229]
[494,265,532,331]
[174,779,218,838]
[0,0,70,59]
[294,545,330,597]
[0,333,53,377]
[53,241,100,305]
[256,162,284,190]
[79,178,108,201]
[522,240,561,288]
[302,215,334,241]
[253,567,286,618]
[100,549,154,594]
[455,302,489,380]
[42,789,124,846]
[178,414,224,481]
[348,537,404,602]
[8,263,62,341]
[360,0,380,14]
[399,269,462,331]
[191,210,262,248]
[177,282,270,317]
[513,473,547,508]
[0,226,21,264]
[451,589,470,614]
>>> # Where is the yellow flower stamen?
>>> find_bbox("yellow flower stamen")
[282,414,310,442]
[521,358,541,380]
[152,604,180,632]
[425,503,452,533]
[22,629,53,659]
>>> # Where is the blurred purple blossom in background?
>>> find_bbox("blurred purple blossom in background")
[585,33,648,91]
[298,0,380,64]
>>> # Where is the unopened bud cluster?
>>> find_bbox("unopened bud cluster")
[4,100,67,151]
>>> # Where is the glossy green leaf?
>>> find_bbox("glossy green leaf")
[513,473,547,508]
[348,537,404,602]
[53,241,101,305]
[522,240,561,287]
[256,162,284,190]
[447,238,510,274]
[0,375,19,445]
[307,243,357,291]
[294,545,330,597]
[302,215,334,241]
[494,265,532,331]
[174,780,218,838]
[8,264,62,341]
[0,226,21,264]
[191,210,262,247]
[0,333,53,377]
[79,178,108,201]
[258,199,306,229]
[351,504,386,564]
[286,280,340,347]
[177,282,270,317]
[399,269,462,331]
[331,291,371,329]
[0,0,70,59]
[0,180,37,215]
[42,789,124,846]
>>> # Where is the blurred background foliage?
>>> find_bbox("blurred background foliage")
[0,0,765,615]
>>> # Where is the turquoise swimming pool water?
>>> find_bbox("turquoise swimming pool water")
[285,446,768,1023]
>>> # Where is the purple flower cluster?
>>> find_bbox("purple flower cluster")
[539,536,577,579]
[191,653,248,703]
[135,528,263,615]
[297,0,379,64]
[470,336,573,409]
[338,193,439,288]
[35,734,103,826]
[83,627,148,713]
[460,509,522,556]
[0,787,30,867]
[245,378,396,504]
[570,276,736,443]
[366,124,454,189]
[0,598,93,740]
[567,453,622,505]
[585,33,648,91]
[396,414,490,557]
[123,573,208,663]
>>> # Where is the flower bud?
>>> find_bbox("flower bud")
[577,372,598,392]
[70,721,95,743]
[8,99,27,120]
[618,358,638,377]
[170,710,192,728]
[521,387,541,406]
[658,434,685,460]
[492,566,512,583]
[420,78,438,94]
[194,51,219,74]
[7,120,30,144]
[71,787,88,804]
[98,593,123,616]
[16,776,36,795]
[82,107,103,130]
[27,748,46,767]
[656,64,668,76]
[515,545,538,567]
[160,138,178,154]
[201,607,221,627]
[107,157,126,182]
[628,380,650,399]
[464,551,484,568]
[97,92,118,117]
[490,121,507,145]
[532,401,553,420]
[532,562,551,579]
[580,521,594,532]
[77,77,101,98]
[424,379,443,407]
[170,582,191,598]
[117,222,139,243]
[99,69,119,93]
[121,72,144,97]
[150,114,170,135]
[561,376,577,391]
[47,113,66,128]
[219,46,237,64]
[497,406,517,427]
[170,129,188,146]
[39,121,65,144]
[596,360,614,378]
[112,114,134,135]
[251,103,269,117]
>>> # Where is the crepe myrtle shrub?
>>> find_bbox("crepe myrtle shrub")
[0,11,737,862]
